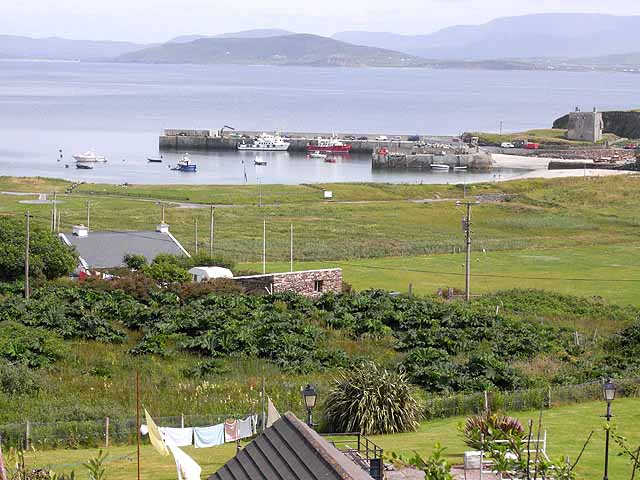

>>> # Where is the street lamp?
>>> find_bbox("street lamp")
[602,378,616,480]
[301,384,318,427]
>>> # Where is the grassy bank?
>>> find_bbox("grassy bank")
[470,129,620,147]
[23,398,640,480]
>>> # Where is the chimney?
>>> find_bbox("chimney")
[72,225,89,237]
[156,222,170,233]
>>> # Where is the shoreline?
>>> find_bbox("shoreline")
[491,153,635,180]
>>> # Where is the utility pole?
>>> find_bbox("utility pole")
[209,205,214,257]
[262,219,266,274]
[290,223,294,272]
[25,211,31,299]
[194,218,199,255]
[499,120,504,135]
[161,203,165,223]
[458,201,480,302]
[258,178,263,207]
[86,201,91,231]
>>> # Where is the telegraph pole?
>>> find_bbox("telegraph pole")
[86,201,91,231]
[458,201,480,302]
[194,218,199,255]
[290,224,294,272]
[209,205,214,257]
[262,219,266,274]
[25,211,31,299]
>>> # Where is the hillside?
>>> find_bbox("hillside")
[116,33,418,67]
[168,29,294,44]
[0,34,148,61]
[333,13,640,60]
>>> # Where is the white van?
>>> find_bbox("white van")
[375,135,389,141]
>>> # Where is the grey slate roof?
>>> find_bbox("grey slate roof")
[60,230,189,269]
[209,413,374,480]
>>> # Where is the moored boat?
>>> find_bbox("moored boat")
[254,157,268,166]
[73,149,107,162]
[75,163,94,170]
[308,151,327,159]
[148,155,163,163]
[171,153,197,172]
[453,166,468,171]
[238,133,290,151]
[431,163,450,171]
[306,136,352,153]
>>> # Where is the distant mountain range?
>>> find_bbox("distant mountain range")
[0,34,148,61]
[117,33,417,67]
[333,13,640,60]
[3,14,640,70]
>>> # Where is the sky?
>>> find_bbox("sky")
[1,0,639,43]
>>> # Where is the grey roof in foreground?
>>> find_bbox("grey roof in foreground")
[60,230,188,269]
[209,412,374,480]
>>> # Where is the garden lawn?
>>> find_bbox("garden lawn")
[24,398,640,480]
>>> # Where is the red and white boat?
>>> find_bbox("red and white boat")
[306,136,352,153]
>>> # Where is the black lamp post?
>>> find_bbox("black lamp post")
[602,378,617,480]
[301,384,318,427]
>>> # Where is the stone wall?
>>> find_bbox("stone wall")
[233,268,342,298]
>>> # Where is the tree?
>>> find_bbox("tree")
[0,217,77,281]
[123,253,147,270]
[142,257,190,284]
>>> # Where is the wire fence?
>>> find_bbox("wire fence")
[424,377,640,420]
[2,378,639,450]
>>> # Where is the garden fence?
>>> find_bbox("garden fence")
[2,378,639,449]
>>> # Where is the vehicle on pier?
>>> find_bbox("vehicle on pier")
[238,133,290,151]
[306,136,352,153]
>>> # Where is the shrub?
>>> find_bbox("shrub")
[123,254,147,270]
[170,278,244,301]
[0,321,67,368]
[0,359,40,395]
[462,411,525,450]
[324,361,423,434]
[142,260,190,284]
[183,359,231,378]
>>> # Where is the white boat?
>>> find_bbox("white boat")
[170,153,197,172]
[254,157,268,166]
[72,149,107,162]
[431,164,450,171]
[453,166,468,171]
[308,151,327,160]
[238,133,290,151]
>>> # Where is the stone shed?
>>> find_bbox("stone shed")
[233,268,342,298]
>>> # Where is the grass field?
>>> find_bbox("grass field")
[23,398,640,480]
[470,129,621,146]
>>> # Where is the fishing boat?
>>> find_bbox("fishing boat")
[254,158,268,166]
[171,153,197,172]
[75,163,94,170]
[431,164,450,171]
[308,151,327,160]
[307,136,351,153]
[147,155,163,163]
[238,133,290,151]
[72,149,107,162]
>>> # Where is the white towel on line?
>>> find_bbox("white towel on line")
[237,417,253,440]
[161,427,194,447]
[166,440,201,480]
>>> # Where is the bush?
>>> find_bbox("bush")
[123,254,147,270]
[324,361,423,434]
[462,411,525,450]
[170,279,244,300]
[0,321,67,368]
[0,359,40,395]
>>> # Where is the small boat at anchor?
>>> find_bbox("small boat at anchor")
[453,166,468,171]
[75,163,94,170]
[73,149,107,162]
[324,157,337,163]
[309,151,328,160]
[148,155,163,163]
[431,164,450,171]
[254,157,268,166]
[171,153,197,172]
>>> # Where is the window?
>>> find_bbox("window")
[314,280,324,293]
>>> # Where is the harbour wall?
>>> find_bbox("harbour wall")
[372,152,493,170]
[159,130,461,154]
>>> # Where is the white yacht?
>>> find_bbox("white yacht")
[72,149,107,162]
[238,133,290,151]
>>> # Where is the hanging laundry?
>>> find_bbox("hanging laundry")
[251,414,258,435]
[266,397,281,428]
[224,419,239,443]
[194,424,225,448]
[145,409,170,456]
[140,424,149,436]
[161,427,194,447]
[237,417,253,439]
[166,439,202,480]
